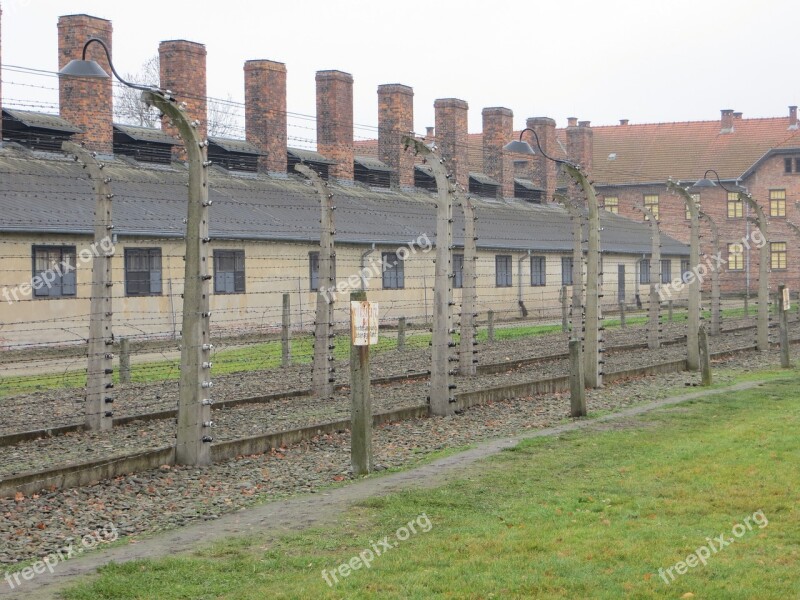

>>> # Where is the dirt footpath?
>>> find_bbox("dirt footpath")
[2,380,765,600]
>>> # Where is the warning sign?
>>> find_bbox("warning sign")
[783,288,791,311]
[351,301,379,346]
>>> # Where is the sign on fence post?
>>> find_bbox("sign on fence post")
[350,295,377,476]
[351,301,379,346]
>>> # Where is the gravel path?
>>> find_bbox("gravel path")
[0,342,788,566]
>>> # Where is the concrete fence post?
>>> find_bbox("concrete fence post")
[699,326,712,386]
[779,284,791,368]
[349,290,372,476]
[397,317,406,351]
[119,337,131,384]
[487,310,495,342]
[569,339,586,417]
[282,293,291,367]
[62,142,114,432]
[619,302,626,328]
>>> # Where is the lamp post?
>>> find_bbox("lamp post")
[505,130,603,388]
[695,170,769,351]
[60,38,214,465]
[666,179,700,368]
[402,135,455,416]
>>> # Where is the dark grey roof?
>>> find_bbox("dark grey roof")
[287,147,336,165]
[354,156,393,172]
[209,137,262,155]
[514,178,542,191]
[113,124,178,145]
[3,109,82,133]
[469,172,499,186]
[0,145,689,257]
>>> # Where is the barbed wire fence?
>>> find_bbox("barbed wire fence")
[0,63,796,500]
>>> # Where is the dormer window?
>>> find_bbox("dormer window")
[287,148,336,180]
[514,178,543,203]
[414,165,437,191]
[469,172,500,198]
[2,109,80,152]
[113,124,177,164]
[208,138,261,173]
[354,156,392,188]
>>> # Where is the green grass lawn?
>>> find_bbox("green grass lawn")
[0,304,767,398]
[62,373,800,599]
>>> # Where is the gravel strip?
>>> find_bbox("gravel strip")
[0,315,770,435]
[0,319,780,478]
[0,344,788,565]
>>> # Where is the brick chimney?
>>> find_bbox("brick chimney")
[481,107,513,199]
[526,117,557,202]
[434,98,469,191]
[426,126,435,139]
[789,106,798,130]
[378,84,414,189]
[58,14,113,153]
[566,117,593,172]
[720,109,734,133]
[316,70,354,181]
[159,40,207,154]
[244,60,287,174]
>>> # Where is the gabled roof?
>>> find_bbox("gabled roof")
[463,115,800,188]
[209,137,262,155]
[0,144,689,257]
[587,117,800,186]
[2,109,81,134]
[113,124,178,145]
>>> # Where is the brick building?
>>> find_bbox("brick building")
[462,111,800,296]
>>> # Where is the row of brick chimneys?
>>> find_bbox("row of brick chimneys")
[11,12,570,198]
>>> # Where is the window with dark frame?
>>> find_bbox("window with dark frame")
[309,251,337,291]
[531,256,546,286]
[660,259,671,284]
[32,245,77,298]
[561,256,574,286]
[795,157,800,173]
[214,250,245,294]
[681,258,691,280]
[785,157,793,173]
[452,254,464,289]
[639,259,651,284]
[495,255,512,287]
[382,251,405,289]
[124,248,162,296]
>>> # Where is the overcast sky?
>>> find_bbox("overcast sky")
[2,0,798,141]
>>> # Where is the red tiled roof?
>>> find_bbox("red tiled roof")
[356,115,800,187]
[588,117,800,186]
